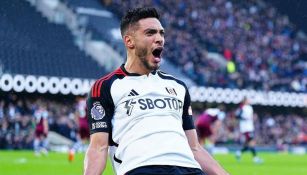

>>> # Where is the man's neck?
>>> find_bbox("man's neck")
[125,55,151,75]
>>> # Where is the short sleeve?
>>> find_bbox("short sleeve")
[87,81,114,135]
[182,87,195,130]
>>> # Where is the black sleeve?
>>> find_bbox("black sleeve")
[87,80,114,135]
[182,87,195,130]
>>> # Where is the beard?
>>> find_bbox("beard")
[135,45,159,71]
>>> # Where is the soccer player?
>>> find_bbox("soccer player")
[33,105,49,156]
[83,7,229,175]
[76,97,90,147]
[235,97,262,163]
[196,108,225,151]
[69,97,89,162]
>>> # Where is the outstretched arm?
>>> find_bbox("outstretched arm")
[84,132,109,175]
[185,129,229,175]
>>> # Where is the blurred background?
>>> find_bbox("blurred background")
[0,0,307,173]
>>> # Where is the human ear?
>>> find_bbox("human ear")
[124,35,135,49]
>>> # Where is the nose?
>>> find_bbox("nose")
[155,33,164,46]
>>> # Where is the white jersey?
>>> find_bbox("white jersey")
[87,65,201,175]
[34,108,48,124]
[239,104,254,133]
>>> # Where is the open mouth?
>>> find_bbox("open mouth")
[152,47,163,58]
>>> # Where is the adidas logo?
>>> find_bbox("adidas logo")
[128,89,139,96]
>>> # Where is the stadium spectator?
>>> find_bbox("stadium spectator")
[103,0,307,92]
[0,100,4,120]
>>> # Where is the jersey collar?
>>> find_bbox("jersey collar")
[120,64,157,76]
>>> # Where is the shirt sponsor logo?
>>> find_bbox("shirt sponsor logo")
[91,102,105,120]
[124,99,136,116]
[91,122,107,129]
[124,97,183,116]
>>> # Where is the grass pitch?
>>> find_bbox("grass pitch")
[0,151,306,175]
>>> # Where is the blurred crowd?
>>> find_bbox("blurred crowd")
[0,94,306,150]
[103,0,307,92]
[0,94,82,149]
[211,111,307,148]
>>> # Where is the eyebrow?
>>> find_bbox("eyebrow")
[144,28,165,34]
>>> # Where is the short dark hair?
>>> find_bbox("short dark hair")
[120,7,160,37]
